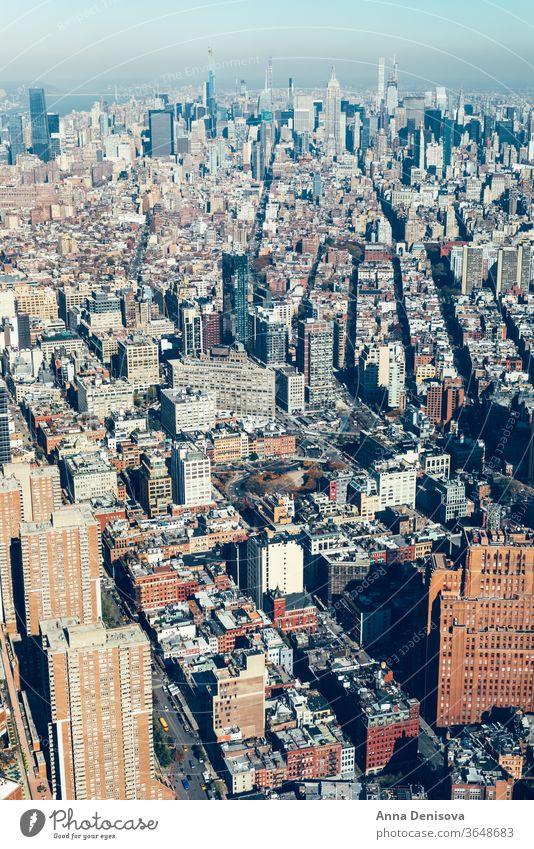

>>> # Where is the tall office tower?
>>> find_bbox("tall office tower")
[171,444,212,507]
[325,67,343,155]
[41,617,169,800]
[29,88,50,161]
[377,57,386,108]
[0,379,11,466]
[7,115,25,162]
[47,113,60,159]
[246,531,304,608]
[250,139,265,179]
[222,252,249,345]
[0,464,61,632]
[266,55,273,95]
[148,109,174,157]
[206,48,217,137]
[428,529,534,727]
[460,245,484,294]
[20,505,101,637]
[385,61,398,116]
[442,115,453,171]
[436,85,448,113]
[296,318,335,409]
[254,315,287,366]
[495,244,532,295]
[180,302,203,356]
[288,77,294,109]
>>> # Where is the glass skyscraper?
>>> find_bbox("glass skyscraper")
[222,253,249,345]
[29,87,50,162]
[7,115,25,163]
[148,109,174,157]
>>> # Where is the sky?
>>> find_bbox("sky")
[0,0,533,96]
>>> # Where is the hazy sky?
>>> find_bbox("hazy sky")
[1,0,533,94]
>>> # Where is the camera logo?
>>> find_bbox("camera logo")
[20,810,46,838]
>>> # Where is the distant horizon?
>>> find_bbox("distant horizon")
[0,0,532,96]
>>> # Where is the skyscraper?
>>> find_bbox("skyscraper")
[377,57,386,108]
[222,252,249,344]
[41,617,170,800]
[0,379,11,466]
[428,529,534,727]
[148,109,174,157]
[47,112,61,159]
[20,504,101,636]
[0,464,62,633]
[385,60,398,116]
[7,115,25,163]
[29,88,50,162]
[180,302,203,356]
[296,318,335,408]
[206,48,217,137]
[461,245,484,294]
[325,67,342,155]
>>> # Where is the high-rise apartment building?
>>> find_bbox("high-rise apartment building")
[494,243,532,295]
[0,464,61,633]
[428,529,534,727]
[461,245,484,295]
[41,618,169,799]
[296,318,335,409]
[20,505,101,636]
[0,378,11,466]
[29,88,50,162]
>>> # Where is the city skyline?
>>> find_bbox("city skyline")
[0,0,533,93]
